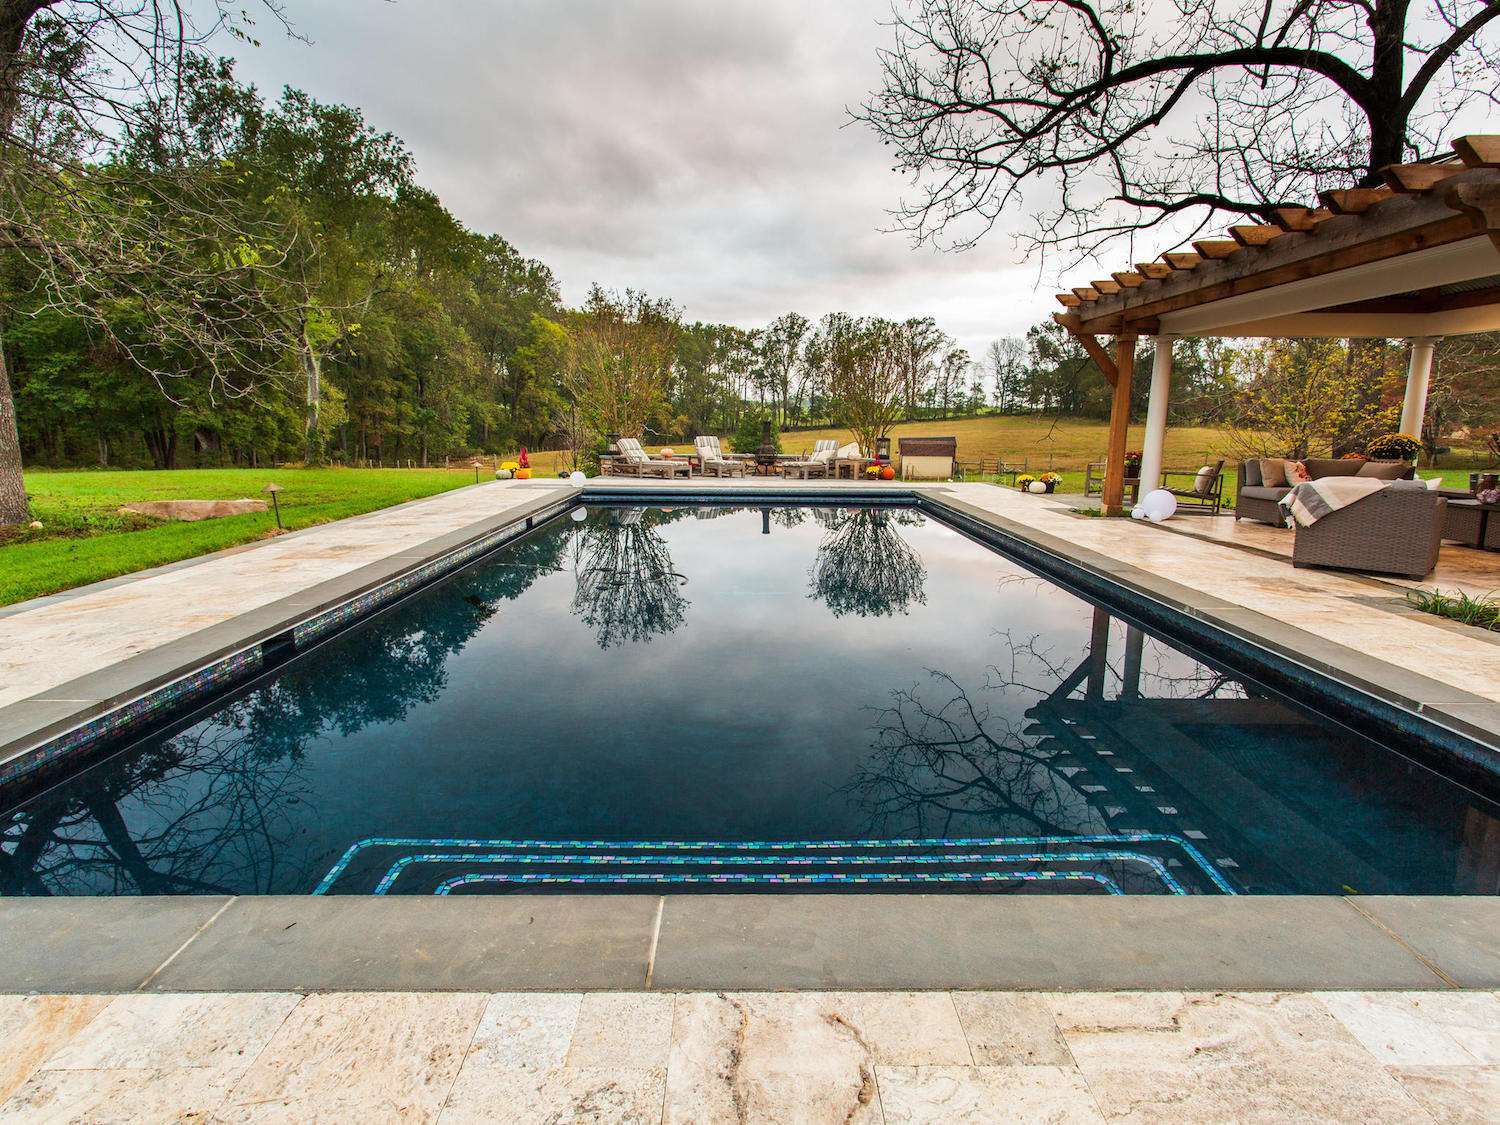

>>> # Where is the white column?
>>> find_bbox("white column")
[1400,337,1438,438]
[1136,334,1175,494]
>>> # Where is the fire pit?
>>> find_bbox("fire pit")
[755,419,779,474]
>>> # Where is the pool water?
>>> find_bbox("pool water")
[3,504,1497,897]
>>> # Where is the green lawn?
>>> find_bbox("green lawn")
[2,468,478,606]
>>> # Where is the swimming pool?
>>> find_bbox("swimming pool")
[3,503,1496,896]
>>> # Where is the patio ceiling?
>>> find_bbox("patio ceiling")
[1054,136,1500,340]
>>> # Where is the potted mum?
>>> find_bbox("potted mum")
[1365,433,1424,463]
[1039,471,1062,493]
[1016,474,1036,492]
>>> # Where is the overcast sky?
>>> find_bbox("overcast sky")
[219,0,1060,357]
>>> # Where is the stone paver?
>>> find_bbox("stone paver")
[0,990,1495,1122]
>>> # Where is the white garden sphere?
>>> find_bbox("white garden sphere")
[1141,489,1177,522]
[1027,480,1047,494]
[569,471,586,483]
[494,468,512,480]
[1130,506,1145,519]
[570,507,588,522]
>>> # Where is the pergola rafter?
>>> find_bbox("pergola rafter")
[1051,134,1500,516]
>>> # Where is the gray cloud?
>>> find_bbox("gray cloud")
[221,0,1060,355]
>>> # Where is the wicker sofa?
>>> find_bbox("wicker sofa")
[1291,483,1447,580]
[1235,458,1412,524]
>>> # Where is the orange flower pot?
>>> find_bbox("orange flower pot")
[880,466,895,480]
[515,468,532,480]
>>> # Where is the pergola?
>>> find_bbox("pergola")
[1053,134,1500,515]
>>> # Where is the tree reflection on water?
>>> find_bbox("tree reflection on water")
[808,508,927,618]
[570,508,690,648]
[0,528,571,896]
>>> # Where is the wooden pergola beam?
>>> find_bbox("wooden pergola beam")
[1134,262,1172,279]
[1271,206,1333,232]
[1055,292,1082,307]
[1191,240,1240,260]
[1320,187,1393,215]
[1160,251,1201,271]
[1073,286,1101,302]
[1453,135,1500,168]
[1112,271,1145,288]
[1091,279,1123,295]
[1229,225,1282,247]
[1072,332,1120,387]
[1382,163,1464,193]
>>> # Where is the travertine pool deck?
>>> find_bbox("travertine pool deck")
[2,988,1496,1122]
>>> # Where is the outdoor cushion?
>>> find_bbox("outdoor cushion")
[1283,459,1312,483]
[1305,458,1362,477]
[1258,459,1288,487]
[1193,465,1216,493]
[1238,485,1290,502]
[811,446,834,464]
[836,442,861,459]
[1356,460,1409,481]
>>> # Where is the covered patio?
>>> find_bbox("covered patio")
[1053,133,1500,564]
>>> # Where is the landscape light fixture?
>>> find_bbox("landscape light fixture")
[470,458,484,485]
[262,483,283,529]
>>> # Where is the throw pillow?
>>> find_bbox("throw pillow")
[810,446,834,464]
[1258,459,1288,488]
[836,442,861,460]
[1193,465,1215,493]
[1356,460,1409,481]
[1283,459,1312,484]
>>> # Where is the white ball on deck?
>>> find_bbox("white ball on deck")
[1027,480,1047,494]
[1141,489,1177,522]
[569,471,586,484]
[570,507,588,522]
[1130,506,1145,520]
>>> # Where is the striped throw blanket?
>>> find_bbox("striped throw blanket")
[1279,477,1391,528]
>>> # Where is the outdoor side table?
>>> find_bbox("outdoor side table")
[1444,499,1500,550]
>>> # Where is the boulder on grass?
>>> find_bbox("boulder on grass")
[120,499,268,522]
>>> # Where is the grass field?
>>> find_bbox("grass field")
[768,415,1245,471]
[1,467,488,606]
[3,421,1476,608]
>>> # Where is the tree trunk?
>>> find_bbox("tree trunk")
[301,324,323,465]
[0,341,27,523]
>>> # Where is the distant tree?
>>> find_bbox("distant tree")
[815,313,906,455]
[986,337,1026,413]
[756,312,810,426]
[895,316,945,413]
[859,0,1500,261]
[563,287,680,441]
[1226,338,1397,459]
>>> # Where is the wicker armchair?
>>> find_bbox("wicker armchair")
[1292,486,1447,580]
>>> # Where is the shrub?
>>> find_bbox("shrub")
[1406,587,1500,632]
[731,412,780,455]
[1366,433,1423,461]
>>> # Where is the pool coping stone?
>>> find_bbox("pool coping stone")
[0,894,1492,993]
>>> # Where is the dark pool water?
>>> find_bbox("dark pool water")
[3,504,1497,897]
